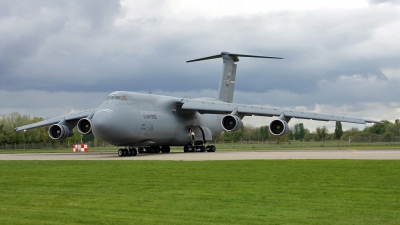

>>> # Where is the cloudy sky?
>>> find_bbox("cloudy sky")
[1,0,400,132]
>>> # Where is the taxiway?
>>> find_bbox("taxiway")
[0,149,399,161]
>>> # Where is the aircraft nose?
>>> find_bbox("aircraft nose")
[91,111,122,142]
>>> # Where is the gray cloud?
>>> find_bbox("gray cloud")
[1,1,399,125]
[369,0,400,4]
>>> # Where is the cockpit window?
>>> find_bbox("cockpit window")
[106,95,127,100]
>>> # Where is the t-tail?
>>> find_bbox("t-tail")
[187,52,283,103]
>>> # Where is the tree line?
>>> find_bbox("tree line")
[210,120,400,143]
[1,112,399,144]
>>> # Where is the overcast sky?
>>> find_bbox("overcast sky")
[1,0,400,132]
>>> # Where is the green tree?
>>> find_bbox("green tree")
[334,121,344,139]
[0,124,4,144]
[82,133,95,143]
[364,120,390,135]
[342,127,360,142]
[316,126,329,141]
[258,125,269,140]
[288,129,294,140]
[303,129,316,141]
[299,123,305,140]
[293,123,305,140]
[382,132,394,142]
[383,119,400,136]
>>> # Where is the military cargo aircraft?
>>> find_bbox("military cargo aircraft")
[15,52,380,156]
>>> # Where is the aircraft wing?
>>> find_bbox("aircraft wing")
[14,109,96,132]
[180,99,379,124]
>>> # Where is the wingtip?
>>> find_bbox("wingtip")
[364,119,382,124]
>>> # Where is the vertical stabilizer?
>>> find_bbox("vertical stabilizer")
[218,55,237,102]
[186,52,283,103]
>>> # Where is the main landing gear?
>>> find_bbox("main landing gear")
[138,146,171,154]
[183,145,216,152]
[118,148,138,157]
[118,145,215,157]
[118,146,171,157]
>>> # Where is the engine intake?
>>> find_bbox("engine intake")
[222,115,243,131]
[77,118,92,134]
[269,119,289,136]
[48,124,74,140]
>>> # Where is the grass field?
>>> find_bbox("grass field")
[0,160,399,224]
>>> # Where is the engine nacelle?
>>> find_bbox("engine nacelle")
[77,118,92,134]
[221,115,243,131]
[269,119,289,136]
[48,124,74,140]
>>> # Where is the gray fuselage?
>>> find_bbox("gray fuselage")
[91,91,225,146]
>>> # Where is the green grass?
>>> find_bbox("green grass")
[0,160,399,224]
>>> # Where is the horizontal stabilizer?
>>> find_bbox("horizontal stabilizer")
[187,52,283,63]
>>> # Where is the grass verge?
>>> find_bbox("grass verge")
[0,160,399,224]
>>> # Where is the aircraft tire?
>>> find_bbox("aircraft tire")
[118,149,124,157]
[138,147,144,154]
[150,146,160,153]
[123,149,129,156]
[131,148,137,156]
[161,146,170,153]
[184,145,189,152]
[207,145,216,152]
[200,146,206,152]
[128,148,137,156]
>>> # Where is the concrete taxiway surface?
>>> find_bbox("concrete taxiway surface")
[0,150,400,161]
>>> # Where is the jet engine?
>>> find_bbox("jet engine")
[269,119,289,136]
[77,118,92,134]
[48,124,74,140]
[221,115,243,131]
